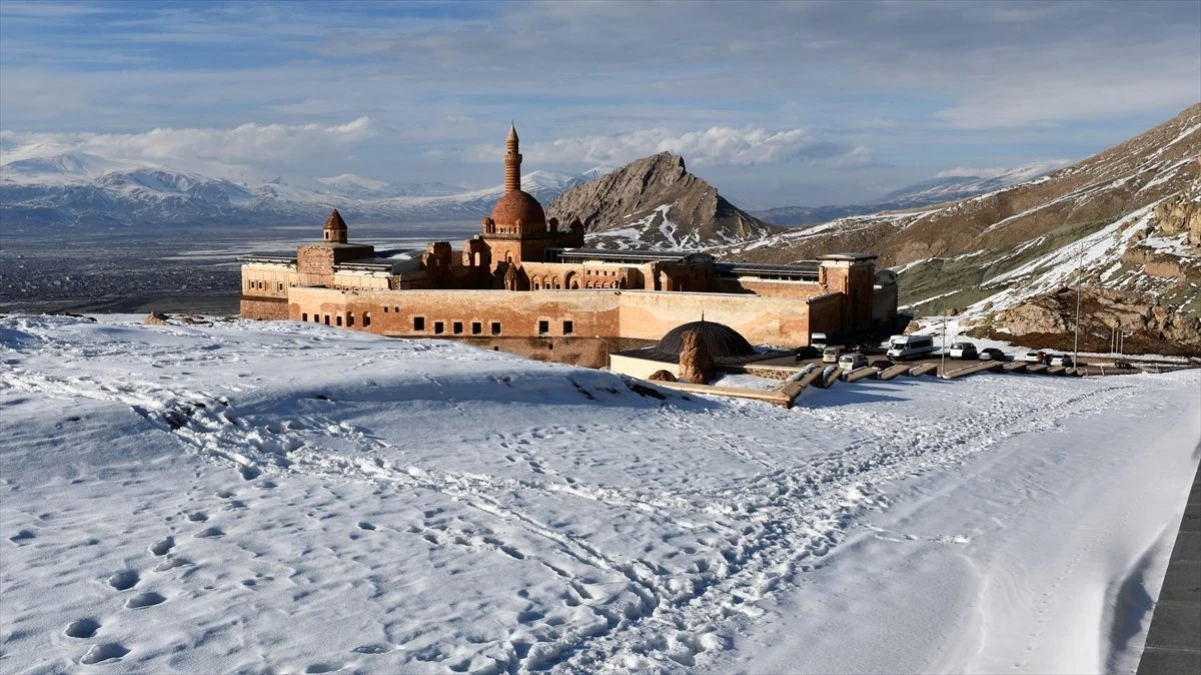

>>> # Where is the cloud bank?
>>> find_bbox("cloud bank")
[1,117,376,166]
[456,126,871,168]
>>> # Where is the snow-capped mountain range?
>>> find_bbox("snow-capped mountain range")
[0,150,611,230]
[752,161,1071,226]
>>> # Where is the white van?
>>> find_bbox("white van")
[838,353,868,371]
[810,332,828,350]
[886,334,935,360]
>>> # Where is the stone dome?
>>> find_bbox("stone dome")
[655,321,756,360]
[490,189,546,227]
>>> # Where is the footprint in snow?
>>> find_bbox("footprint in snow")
[64,619,100,638]
[153,557,193,573]
[80,643,129,664]
[107,570,139,591]
[125,592,166,609]
[149,536,174,556]
[193,527,224,538]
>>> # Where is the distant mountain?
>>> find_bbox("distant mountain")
[0,154,603,231]
[547,152,780,249]
[752,162,1069,227]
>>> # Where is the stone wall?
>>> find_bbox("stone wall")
[806,292,842,338]
[240,297,289,320]
[285,286,831,349]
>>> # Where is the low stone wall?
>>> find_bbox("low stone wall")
[240,296,289,320]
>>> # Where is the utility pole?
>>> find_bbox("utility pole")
[940,313,947,377]
[1073,240,1083,365]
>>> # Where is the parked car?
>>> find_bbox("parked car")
[822,346,843,364]
[948,342,978,359]
[1021,351,1044,364]
[810,332,829,350]
[1050,354,1074,367]
[979,347,1006,361]
[869,359,893,369]
[838,353,869,371]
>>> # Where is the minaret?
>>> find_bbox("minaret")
[504,123,522,194]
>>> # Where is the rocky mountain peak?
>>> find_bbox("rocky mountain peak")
[546,152,778,250]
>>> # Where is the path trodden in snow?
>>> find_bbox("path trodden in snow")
[1,314,1197,674]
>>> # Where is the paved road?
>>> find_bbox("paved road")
[1137,458,1201,674]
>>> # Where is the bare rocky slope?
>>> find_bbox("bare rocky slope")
[548,152,780,249]
[722,102,1201,354]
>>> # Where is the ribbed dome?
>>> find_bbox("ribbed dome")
[655,321,755,359]
[490,189,545,226]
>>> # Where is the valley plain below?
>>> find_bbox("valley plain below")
[0,221,481,316]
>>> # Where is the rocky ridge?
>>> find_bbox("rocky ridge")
[548,152,780,249]
[723,102,1201,353]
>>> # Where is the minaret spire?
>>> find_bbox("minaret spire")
[504,123,522,194]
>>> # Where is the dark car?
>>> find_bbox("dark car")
[979,347,1006,361]
[869,359,893,369]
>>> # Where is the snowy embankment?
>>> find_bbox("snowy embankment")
[1,316,1197,674]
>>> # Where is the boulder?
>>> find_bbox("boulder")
[143,311,169,326]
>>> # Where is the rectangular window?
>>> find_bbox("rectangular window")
[324,315,330,325]
[563,320,574,335]
[414,316,426,332]
[471,321,482,335]
[347,313,355,327]
[364,313,371,328]
[278,282,284,292]
[336,316,343,326]
[491,321,501,336]
[453,321,463,335]
[434,321,444,335]
[538,320,549,335]
[383,306,389,313]
[302,313,308,322]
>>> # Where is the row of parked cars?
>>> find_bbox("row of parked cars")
[819,339,1077,371]
[951,342,1075,365]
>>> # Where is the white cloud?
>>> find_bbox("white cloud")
[0,117,377,166]
[456,126,867,167]
[934,159,1073,179]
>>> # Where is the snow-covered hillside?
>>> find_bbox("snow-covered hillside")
[0,150,606,230]
[2,315,1197,673]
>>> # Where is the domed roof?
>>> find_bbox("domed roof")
[655,321,756,360]
[490,189,545,226]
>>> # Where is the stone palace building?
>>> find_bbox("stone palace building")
[239,126,898,367]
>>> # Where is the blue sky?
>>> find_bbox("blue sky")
[1,0,1198,208]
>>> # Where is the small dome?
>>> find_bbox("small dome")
[655,321,755,360]
[490,189,545,227]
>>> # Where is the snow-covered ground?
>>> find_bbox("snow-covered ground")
[2,315,1197,674]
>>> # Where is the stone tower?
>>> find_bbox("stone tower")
[323,209,348,244]
[504,123,522,194]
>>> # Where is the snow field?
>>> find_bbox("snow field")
[1,315,1197,674]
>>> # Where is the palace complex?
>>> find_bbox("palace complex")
[239,125,898,368]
